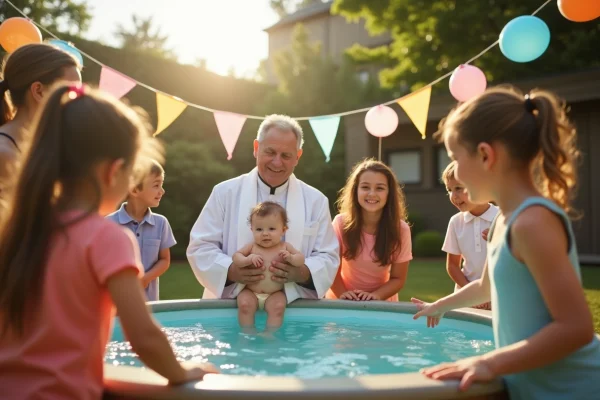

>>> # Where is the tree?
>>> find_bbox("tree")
[332,0,600,90]
[115,15,175,60]
[0,0,91,35]
[257,24,391,212]
[270,0,326,17]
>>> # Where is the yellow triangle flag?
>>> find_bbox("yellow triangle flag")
[154,92,187,136]
[397,86,431,139]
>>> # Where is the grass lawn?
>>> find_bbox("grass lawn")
[161,260,600,334]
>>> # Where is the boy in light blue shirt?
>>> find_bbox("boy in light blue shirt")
[107,160,176,301]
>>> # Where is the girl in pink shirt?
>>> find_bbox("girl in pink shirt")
[0,84,217,399]
[326,159,412,302]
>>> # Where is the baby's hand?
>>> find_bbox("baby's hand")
[278,250,292,263]
[248,254,263,267]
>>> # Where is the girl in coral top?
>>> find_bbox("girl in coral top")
[326,159,412,302]
[0,84,217,399]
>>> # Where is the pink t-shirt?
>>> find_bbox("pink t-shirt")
[326,213,412,301]
[0,212,143,400]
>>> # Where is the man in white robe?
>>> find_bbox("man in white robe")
[187,114,340,303]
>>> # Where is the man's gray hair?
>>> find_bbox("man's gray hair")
[256,114,304,149]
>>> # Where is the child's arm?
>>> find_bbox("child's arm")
[446,253,469,288]
[232,243,262,267]
[328,260,353,299]
[280,243,305,267]
[107,270,218,383]
[412,262,491,327]
[142,248,170,288]
[421,207,596,390]
[363,261,409,300]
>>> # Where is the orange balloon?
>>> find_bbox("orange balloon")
[0,17,43,53]
[558,0,600,22]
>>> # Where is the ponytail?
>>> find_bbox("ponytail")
[529,91,579,215]
[0,80,14,125]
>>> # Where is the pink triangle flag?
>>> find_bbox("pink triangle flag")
[213,111,247,160]
[99,66,136,99]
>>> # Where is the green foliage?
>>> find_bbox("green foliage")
[413,230,444,258]
[259,24,391,213]
[0,0,91,35]
[332,0,600,90]
[406,211,425,238]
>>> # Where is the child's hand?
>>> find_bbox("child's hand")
[411,298,445,328]
[171,362,220,385]
[278,250,292,263]
[421,356,496,391]
[340,290,360,300]
[248,254,264,268]
[141,276,150,289]
[474,302,491,310]
[481,229,489,241]
[356,290,381,301]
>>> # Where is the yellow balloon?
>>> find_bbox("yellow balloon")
[0,17,43,53]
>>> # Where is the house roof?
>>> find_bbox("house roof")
[264,1,333,32]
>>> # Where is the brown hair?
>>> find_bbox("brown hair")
[336,158,407,266]
[0,83,161,337]
[0,43,79,125]
[441,160,457,186]
[134,158,165,190]
[248,201,289,228]
[436,86,579,214]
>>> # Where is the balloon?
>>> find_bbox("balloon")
[449,64,487,102]
[499,16,550,63]
[558,0,600,22]
[47,39,84,66]
[365,105,398,138]
[0,17,42,53]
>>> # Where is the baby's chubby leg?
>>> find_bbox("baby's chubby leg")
[237,288,258,328]
[264,291,287,329]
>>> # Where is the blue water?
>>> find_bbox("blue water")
[105,308,494,378]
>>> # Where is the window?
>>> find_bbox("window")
[389,150,422,184]
[436,146,452,183]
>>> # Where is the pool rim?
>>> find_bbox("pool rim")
[104,299,506,400]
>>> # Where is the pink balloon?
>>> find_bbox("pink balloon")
[365,105,398,138]
[449,64,487,102]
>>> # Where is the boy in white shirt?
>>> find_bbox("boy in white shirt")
[441,161,498,310]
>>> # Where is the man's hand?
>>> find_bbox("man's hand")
[269,260,310,284]
[227,262,265,285]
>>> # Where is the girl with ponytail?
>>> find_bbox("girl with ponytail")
[0,84,217,398]
[0,43,81,200]
[412,86,600,399]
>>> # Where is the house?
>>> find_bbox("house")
[343,68,600,262]
[263,1,391,84]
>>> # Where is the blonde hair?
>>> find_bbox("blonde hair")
[441,160,457,186]
[436,86,579,214]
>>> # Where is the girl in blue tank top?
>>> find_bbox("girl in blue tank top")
[411,86,600,399]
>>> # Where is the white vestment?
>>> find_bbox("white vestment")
[186,167,340,303]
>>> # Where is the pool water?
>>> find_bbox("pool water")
[105,308,494,379]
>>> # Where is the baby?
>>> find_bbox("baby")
[233,201,305,330]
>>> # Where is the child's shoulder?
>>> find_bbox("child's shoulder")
[150,212,170,224]
[447,211,464,225]
[332,213,346,226]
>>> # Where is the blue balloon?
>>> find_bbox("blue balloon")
[47,39,84,66]
[499,16,550,63]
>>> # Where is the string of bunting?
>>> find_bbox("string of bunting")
[0,0,597,161]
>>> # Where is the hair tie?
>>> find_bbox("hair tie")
[524,94,536,113]
[66,84,85,100]
[0,80,9,91]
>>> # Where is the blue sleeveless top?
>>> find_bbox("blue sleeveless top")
[487,197,600,400]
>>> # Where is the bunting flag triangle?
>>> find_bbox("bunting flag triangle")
[309,116,340,162]
[99,66,136,99]
[397,86,432,139]
[213,111,247,160]
[154,93,187,136]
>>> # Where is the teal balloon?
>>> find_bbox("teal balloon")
[48,39,84,66]
[499,16,550,63]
